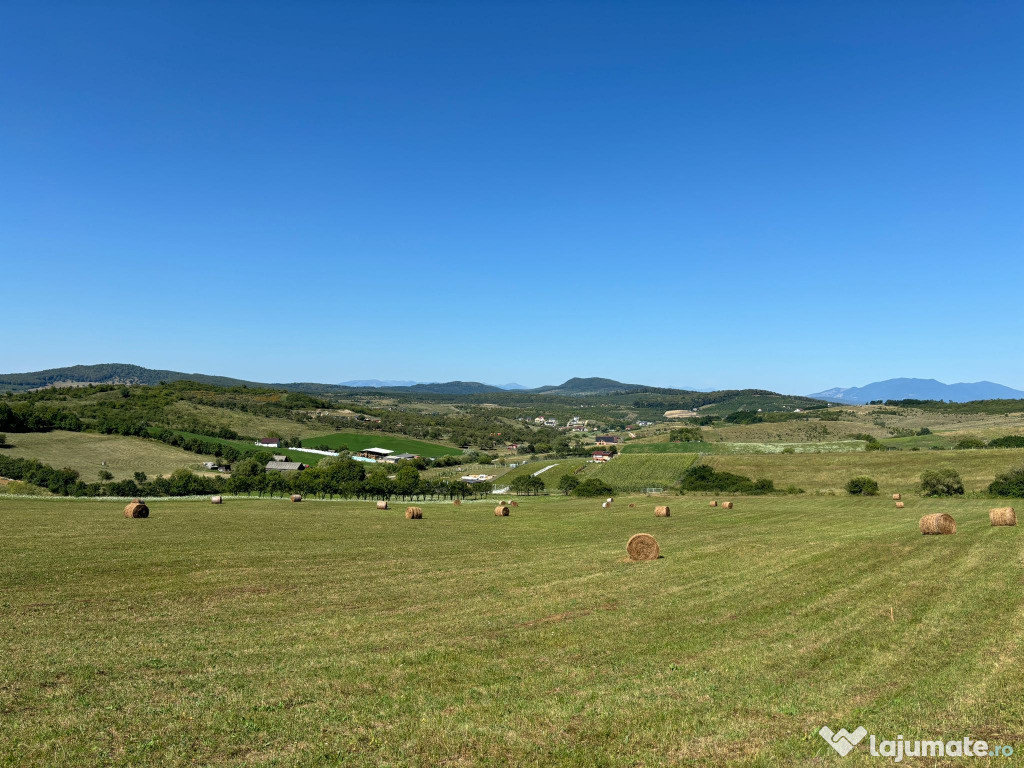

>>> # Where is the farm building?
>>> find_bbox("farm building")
[592,451,613,462]
[265,461,304,472]
[356,447,393,461]
[255,438,281,448]
[272,454,288,462]
[379,453,419,464]
[595,436,621,445]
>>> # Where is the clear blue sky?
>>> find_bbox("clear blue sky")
[3,1,1021,392]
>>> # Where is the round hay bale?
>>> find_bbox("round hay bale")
[606,498,614,503]
[709,500,718,507]
[211,495,222,504]
[123,500,149,519]
[895,501,905,508]
[290,494,302,502]
[655,506,671,517]
[628,503,635,508]
[990,507,1017,527]
[376,500,388,510]
[601,501,610,509]
[892,493,902,500]
[405,506,423,519]
[721,501,734,510]
[919,513,956,535]
[502,500,512,506]
[626,533,659,561]
[494,505,510,516]
[453,499,462,506]
[510,501,519,507]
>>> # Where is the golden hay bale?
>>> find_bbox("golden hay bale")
[494,505,510,516]
[123,500,149,518]
[211,495,222,504]
[895,501,905,508]
[405,506,423,519]
[655,506,671,517]
[510,501,519,507]
[990,507,1017,526]
[721,501,733,510]
[709,500,718,507]
[919,513,956,535]
[606,497,614,503]
[376,500,388,510]
[626,533,659,561]
[290,494,302,502]
[892,493,902,500]
[453,499,462,506]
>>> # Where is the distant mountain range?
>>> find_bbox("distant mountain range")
[808,378,1024,404]
[340,379,529,391]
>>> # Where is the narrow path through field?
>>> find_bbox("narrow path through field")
[493,464,559,493]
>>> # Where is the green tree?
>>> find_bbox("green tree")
[558,474,581,495]
[572,478,614,497]
[133,471,147,484]
[98,469,114,481]
[921,468,965,497]
[394,465,420,498]
[845,476,879,496]
[988,467,1024,497]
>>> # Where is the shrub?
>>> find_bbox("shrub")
[572,478,614,497]
[0,433,7,447]
[988,467,1024,497]
[845,476,879,496]
[781,447,795,454]
[988,435,1024,449]
[680,464,759,493]
[752,478,775,494]
[921,468,965,497]
[954,437,986,450]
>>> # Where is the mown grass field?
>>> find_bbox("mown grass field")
[299,432,462,457]
[2,494,1021,766]
[707,447,1024,494]
[0,431,217,481]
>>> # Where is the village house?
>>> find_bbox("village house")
[592,451,613,462]
[255,437,281,448]
[595,435,621,446]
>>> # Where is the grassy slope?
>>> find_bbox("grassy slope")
[2,495,1021,767]
[707,447,1024,494]
[588,453,698,491]
[622,440,866,454]
[299,432,462,457]
[161,402,339,440]
[0,431,216,481]
[496,459,589,490]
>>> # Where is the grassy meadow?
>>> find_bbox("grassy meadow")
[0,431,217,482]
[2,494,1021,766]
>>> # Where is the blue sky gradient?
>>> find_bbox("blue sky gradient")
[2,1,1021,392]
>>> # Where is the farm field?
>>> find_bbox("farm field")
[622,440,866,455]
[299,432,462,457]
[588,453,698,491]
[0,431,217,482]
[2,494,1021,766]
[496,459,589,490]
[707,447,1024,494]
[161,402,340,441]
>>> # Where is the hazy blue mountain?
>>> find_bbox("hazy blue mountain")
[497,383,529,390]
[339,379,421,388]
[808,378,1024,404]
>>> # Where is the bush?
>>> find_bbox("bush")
[845,476,879,496]
[680,464,760,494]
[954,437,986,450]
[921,468,965,497]
[752,478,775,494]
[988,467,1024,497]
[781,446,795,454]
[988,435,1024,449]
[572,478,614,497]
